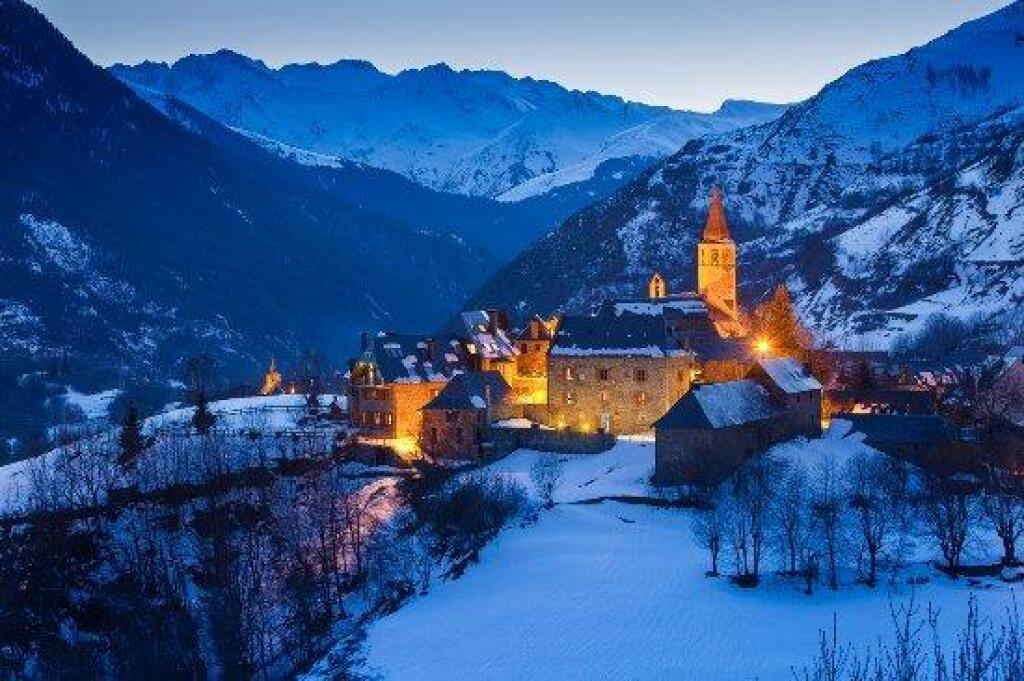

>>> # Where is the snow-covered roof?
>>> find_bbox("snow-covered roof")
[656,380,779,430]
[461,310,518,360]
[756,357,822,394]
[551,311,678,358]
[361,334,464,384]
[422,371,511,411]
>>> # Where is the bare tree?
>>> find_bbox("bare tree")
[531,455,564,510]
[921,476,973,576]
[845,453,894,587]
[726,454,778,584]
[776,466,810,575]
[981,478,1024,566]
[692,491,726,576]
[810,455,844,590]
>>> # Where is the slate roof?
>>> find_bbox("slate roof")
[840,413,953,448]
[655,380,780,430]
[550,310,685,358]
[461,310,517,360]
[359,333,464,384]
[422,371,511,411]
[756,357,822,394]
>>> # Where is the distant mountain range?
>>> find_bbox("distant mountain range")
[468,1,1024,349]
[110,54,787,201]
[0,0,493,391]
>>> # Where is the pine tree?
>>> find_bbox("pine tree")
[118,403,144,468]
[753,284,812,360]
[192,391,216,434]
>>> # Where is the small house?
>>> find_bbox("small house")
[421,371,514,460]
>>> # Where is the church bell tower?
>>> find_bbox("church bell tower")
[696,187,737,319]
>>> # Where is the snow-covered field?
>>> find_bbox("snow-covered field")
[352,429,1017,680]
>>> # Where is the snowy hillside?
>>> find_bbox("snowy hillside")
[111,55,786,199]
[468,1,1024,348]
[307,429,1019,680]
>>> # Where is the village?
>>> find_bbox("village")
[332,188,1024,490]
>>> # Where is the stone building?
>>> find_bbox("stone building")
[545,188,751,435]
[653,357,822,486]
[421,371,514,460]
[348,333,464,440]
[547,310,696,434]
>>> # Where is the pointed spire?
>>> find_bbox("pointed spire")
[702,186,732,243]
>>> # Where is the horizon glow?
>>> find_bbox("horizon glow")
[29,0,1010,111]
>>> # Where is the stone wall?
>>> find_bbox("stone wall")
[422,408,486,460]
[482,426,615,455]
[547,354,694,434]
[391,382,443,439]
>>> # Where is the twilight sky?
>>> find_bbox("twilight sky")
[31,0,1009,111]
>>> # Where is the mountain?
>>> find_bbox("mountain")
[467,1,1024,349]
[0,0,493,435]
[110,55,787,200]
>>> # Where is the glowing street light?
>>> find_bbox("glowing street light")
[755,337,771,357]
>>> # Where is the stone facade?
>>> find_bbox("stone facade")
[547,354,694,434]
[422,408,488,459]
[352,382,443,439]
[655,419,786,487]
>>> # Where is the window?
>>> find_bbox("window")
[598,368,610,381]
[563,367,574,381]
[635,391,648,407]
[384,412,393,426]
[519,343,528,353]
[565,391,576,406]
[677,369,688,382]
[577,370,586,382]
[600,390,609,404]
[635,368,647,383]
[711,250,719,265]
[535,343,543,353]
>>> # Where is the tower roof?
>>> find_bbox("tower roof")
[702,187,732,242]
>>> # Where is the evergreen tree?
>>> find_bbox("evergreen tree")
[192,391,216,434]
[118,403,144,468]
[752,284,811,359]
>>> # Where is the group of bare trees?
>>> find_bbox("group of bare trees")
[797,595,1024,681]
[3,415,395,679]
[693,449,1024,592]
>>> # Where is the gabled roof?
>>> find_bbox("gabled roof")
[516,315,554,342]
[756,357,822,394]
[841,413,953,447]
[551,310,684,358]
[423,371,511,411]
[359,334,463,384]
[656,380,779,430]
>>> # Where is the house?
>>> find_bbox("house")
[420,371,514,460]
[653,357,823,486]
[827,386,935,416]
[348,333,464,440]
[747,357,823,437]
[995,346,1024,425]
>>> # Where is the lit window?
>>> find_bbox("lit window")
[565,391,576,406]
[635,391,648,407]
[600,390,609,404]
[564,367,574,381]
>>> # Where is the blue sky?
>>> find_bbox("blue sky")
[31,0,1009,111]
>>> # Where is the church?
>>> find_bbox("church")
[546,187,752,435]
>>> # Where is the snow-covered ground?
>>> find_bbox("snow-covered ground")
[0,394,348,516]
[349,428,1017,680]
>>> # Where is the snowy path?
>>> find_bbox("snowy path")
[358,435,1019,680]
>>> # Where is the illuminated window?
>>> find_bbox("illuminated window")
[711,250,719,265]
[565,391,576,406]
[564,367,574,381]
[385,412,393,426]
[600,390,609,403]
[635,391,648,407]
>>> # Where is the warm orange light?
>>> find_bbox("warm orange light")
[755,338,770,356]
